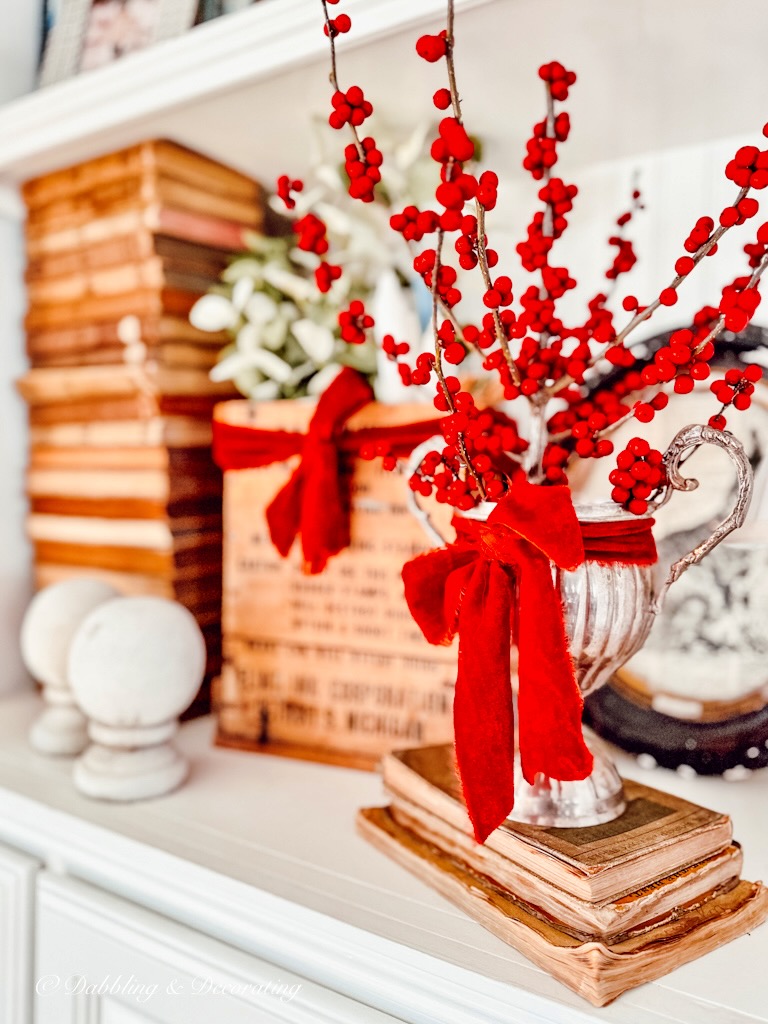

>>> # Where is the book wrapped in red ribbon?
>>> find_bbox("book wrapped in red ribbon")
[212,369,461,767]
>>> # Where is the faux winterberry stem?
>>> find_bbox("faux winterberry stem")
[320,0,365,161]
[431,225,487,497]
[547,184,751,398]
[475,203,522,384]
[440,0,521,387]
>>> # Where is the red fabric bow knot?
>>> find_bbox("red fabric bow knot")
[402,481,596,843]
[213,367,443,574]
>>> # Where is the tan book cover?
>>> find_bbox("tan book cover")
[26,262,223,306]
[22,140,261,209]
[26,467,221,503]
[382,745,733,903]
[18,364,234,404]
[28,394,221,426]
[25,175,261,233]
[26,234,230,284]
[24,285,200,331]
[32,538,223,578]
[34,560,223,601]
[27,316,227,362]
[30,494,222,524]
[25,206,251,258]
[29,417,213,449]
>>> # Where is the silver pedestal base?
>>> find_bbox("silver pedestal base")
[508,729,626,828]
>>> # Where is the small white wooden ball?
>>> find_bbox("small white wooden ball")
[68,596,206,728]
[21,579,120,692]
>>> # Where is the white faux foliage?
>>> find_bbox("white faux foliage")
[190,293,238,332]
[292,318,335,363]
[248,379,282,401]
[246,348,294,383]
[262,265,316,303]
[243,291,279,326]
[197,119,437,400]
[210,350,252,382]
[307,363,344,395]
[231,276,254,312]
[222,258,266,284]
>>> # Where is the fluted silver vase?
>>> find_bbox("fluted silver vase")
[409,424,754,828]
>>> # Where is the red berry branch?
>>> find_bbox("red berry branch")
[304,0,768,513]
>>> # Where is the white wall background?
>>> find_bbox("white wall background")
[0,1,42,691]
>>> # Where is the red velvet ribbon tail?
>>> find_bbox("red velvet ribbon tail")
[454,561,516,844]
[516,553,593,784]
[266,465,304,559]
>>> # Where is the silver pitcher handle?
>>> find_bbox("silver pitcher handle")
[405,435,449,546]
[649,423,753,611]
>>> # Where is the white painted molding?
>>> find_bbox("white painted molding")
[0,839,39,1024]
[37,872,397,1023]
[0,0,493,181]
[1,788,599,1024]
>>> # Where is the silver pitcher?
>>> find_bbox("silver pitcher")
[408,424,754,827]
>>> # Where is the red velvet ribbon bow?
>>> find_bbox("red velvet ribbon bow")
[402,481,657,843]
[213,367,441,573]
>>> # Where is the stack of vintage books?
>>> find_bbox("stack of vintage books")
[18,140,264,705]
[359,745,768,1005]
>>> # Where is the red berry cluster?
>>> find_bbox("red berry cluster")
[359,440,397,471]
[294,212,329,255]
[416,32,448,63]
[725,139,768,190]
[431,116,475,165]
[412,249,462,307]
[607,236,637,280]
[329,86,373,130]
[276,175,303,210]
[684,215,716,255]
[314,262,342,293]
[338,300,374,344]
[483,275,513,309]
[538,61,577,100]
[719,279,761,332]
[390,205,439,241]
[344,138,382,202]
[609,439,666,515]
[382,333,413,386]
[638,328,715,405]
[744,222,768,267]
[410,400,527,510]
[324,12,351,36]
[709,364,763,428]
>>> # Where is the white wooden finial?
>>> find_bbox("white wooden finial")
[20,579,120,756]
[68,596,206,801]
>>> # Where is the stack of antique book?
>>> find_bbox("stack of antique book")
[359,745,768,1005]
[18,140,264,706]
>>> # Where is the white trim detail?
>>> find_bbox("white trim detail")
[0,0,493,181]
[0,839,38,1024]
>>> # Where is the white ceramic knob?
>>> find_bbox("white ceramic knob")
[68,596,206,801]
[20,579,120,756]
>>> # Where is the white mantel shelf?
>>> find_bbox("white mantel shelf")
[0,690,766,1024]
[1,0,768,192]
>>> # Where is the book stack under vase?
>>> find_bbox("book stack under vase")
[359,745,768,1006]
[19,140,264,710]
